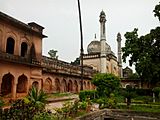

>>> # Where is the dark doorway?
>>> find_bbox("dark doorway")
[6,37,15,54]
[21,42,28,57]
[1,73,14,96]
[17,75,28,93]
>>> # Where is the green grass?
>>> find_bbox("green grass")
[117,103,160,113]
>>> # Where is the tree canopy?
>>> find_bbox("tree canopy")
[122,2,160,87]
[91,73,120,97]
[48,49,58,59]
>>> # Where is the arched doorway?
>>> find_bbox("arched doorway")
[87,81,90,90]
[83,81,86,90]
[74,80,78,93]
[21,42,28,57]
[44,78,52,93]
[55,79,60,93]
[6,37,15,54]
[61,79,67,92]
[32,81,39,90]
[17,74,28,93]
[1,73,14,97]
[68,80,73,92]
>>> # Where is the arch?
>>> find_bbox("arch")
[74,80,78,93]
[17,74,28,93]
[61,79,67,92]
[68,80,73,92]
[6,37,15,54]
[55,78,60,92]
[21,42,28,57]
[44,78,52,93]
[1,73,14,97]
[87,81,90,90]
[30,43,36,59]
[83,81,87,90]
[32,81,39,89]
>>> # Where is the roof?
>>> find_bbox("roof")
[0,11,47,38]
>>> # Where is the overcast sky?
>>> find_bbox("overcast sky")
[0,0,159,68]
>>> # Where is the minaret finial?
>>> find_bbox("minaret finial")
[94,34,96,39]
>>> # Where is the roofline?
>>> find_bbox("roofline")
[0,11,47,38]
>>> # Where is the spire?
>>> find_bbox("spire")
[94,33,97,39]
[99,10,107,73]
[99,10,106,40]
[117,32,123,77]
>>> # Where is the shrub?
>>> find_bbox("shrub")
[79,90,97,101]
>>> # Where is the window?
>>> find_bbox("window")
[6,37,15,54]
[21,42,28,57]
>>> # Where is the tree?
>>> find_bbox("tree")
[48,49,58,59]
[24,87,48,110]
[92,73,120,98]
[71,57,80,65]
[122,2,160,87]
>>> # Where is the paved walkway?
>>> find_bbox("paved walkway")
[45,94,79,113]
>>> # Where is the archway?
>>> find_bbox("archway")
[21,42,28,57]
[17,74,28,93]
[87,81,90,90]
[1,73,14,97]
[32,81,39,90]
[6,37,15,54]
[61,79,67,92]
[68,80,73,92]
[83,81,86,90]
[74,80,78,93]
[55,79,60,93]
[44,78,52,93]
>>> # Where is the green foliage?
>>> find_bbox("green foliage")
[153,87,160,102]
[79,90,97,101]
[25,87,48,109]
[117,104,160,113]
[92,73,120,98]
[48,49,58,59]
[33,111,54,120]
[154,2,160,21]
[0,98,4,108]
[120,86,136,107]
[128,73,139,80]
[122,3,160,86]
[79,101,87,110]
[71,57,80,65]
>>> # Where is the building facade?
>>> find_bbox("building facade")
[83,11,122,77]
[0,11,95,100]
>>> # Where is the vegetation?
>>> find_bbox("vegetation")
[92,73,120,98]
[122,2,160,87]
[48,49,58,59]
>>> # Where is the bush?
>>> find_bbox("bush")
[79,90,97,101]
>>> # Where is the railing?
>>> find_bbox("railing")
[42,56,97,77]
[0,51,41,66]
[0,51,97,77]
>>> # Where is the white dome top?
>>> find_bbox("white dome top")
[87,40,112,54]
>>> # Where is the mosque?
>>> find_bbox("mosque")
[83,11,123,77]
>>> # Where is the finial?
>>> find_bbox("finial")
[94,34,97,39]
[117,32,122,41]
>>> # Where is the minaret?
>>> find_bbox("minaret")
[99,10,107,73]
[117,33,123,77]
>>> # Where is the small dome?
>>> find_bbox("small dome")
[87,41,101,54]
[87,40,112,54]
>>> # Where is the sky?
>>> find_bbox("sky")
[0,0,159,69]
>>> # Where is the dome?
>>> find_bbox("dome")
[87,40,112,54]
[87,41,101,54]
